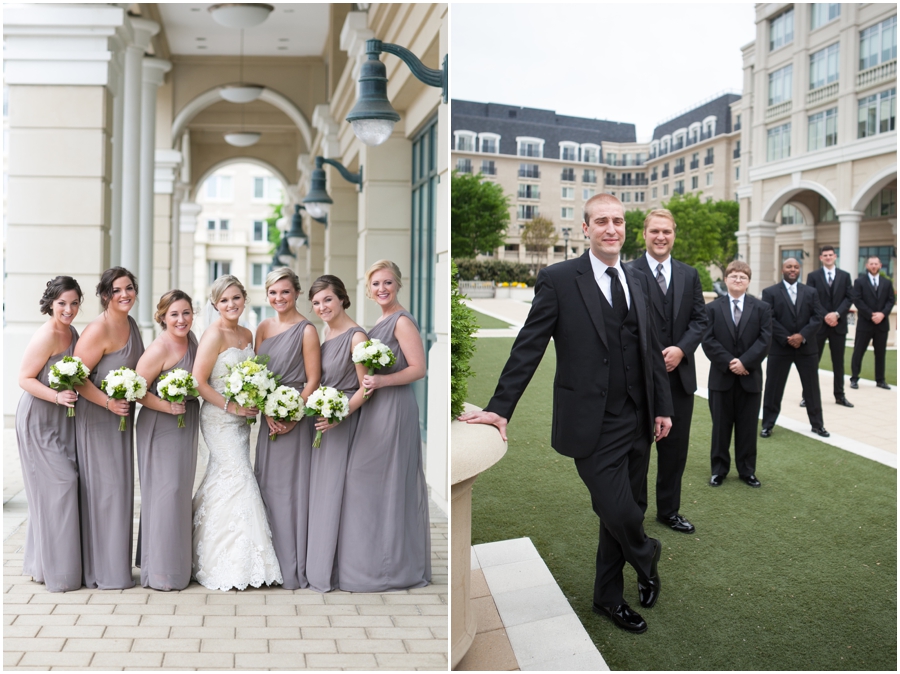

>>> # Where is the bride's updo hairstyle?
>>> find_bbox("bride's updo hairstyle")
[364,259,403,299]
[97,266,138,310]
[209,275,247,305]
[39,276,83,316]
[308,275,351,309]
[154,289,194,329]
[265,268,302,296]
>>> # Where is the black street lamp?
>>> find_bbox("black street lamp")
[302,156,363,219]
[561,227,572,260]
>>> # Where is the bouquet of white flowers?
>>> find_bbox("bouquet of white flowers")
[48,355,91,418]
[156,368,199,429]
[303,386,350,448]
[100,367,147,431]
[263,385,304,441]
[224,354,278,425]
[351,338,397,399]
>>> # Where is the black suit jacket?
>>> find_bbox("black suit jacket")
[484,252,673,459]
[761,282,824,357]
[627,255,708,395]
[702,294,772,393]
[853,275,896,333]
[806,267,853,334]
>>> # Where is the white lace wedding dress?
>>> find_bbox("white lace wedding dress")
[191,346,282,591]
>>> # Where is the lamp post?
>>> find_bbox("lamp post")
[561,227,571,260]
[302,156,363,219]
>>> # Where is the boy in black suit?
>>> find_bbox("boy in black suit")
[850,255,896,390]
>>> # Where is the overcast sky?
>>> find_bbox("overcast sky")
[451,3,758,142]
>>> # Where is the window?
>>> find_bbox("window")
[768,65,793,105]
[562,187,574,200]
[706,171,713,186]
[864,188,897,217]
[456,158,472,173]
[769,7,794,51]
[253,176,281,201]
[691,176,699,190]
[810,3,840,30]
[810,43,840,89]
[560,142,579,161]
[704,148,714,165]
[518,184,540,199]
[207,218,230,231]
[781,204,804,225]
[517,205,539,220]
[582,188,595,200]
[208,260,231,285]
[663,184,669,196]
[561,167,575,181]
[605,152,617,166]
[819,196,836,221]
[674,180,684,195]
[858,88,896,138]
[478,132,500,154]
[251,262,273,287]
[734,140,741,158]
[781,248,804,277]
[674,158,685,174]
[651,187,658,199]
[650,169,658,182]
[859,16,897,71]
[504,244,520,252]
[808,107,838,150]
[605,172,616,186]
[662,162,669,178]
[252,220,267,242]
[635,192,645,203]
[621,192,631,203]
[636,172,646,185]
[859,246,894,277]
[736,166,740,180]
[454,130,476,151]
[481,160,496,175]
[205,174,233,200]
[583,169,597,184]
[561,207,575,219]
[250,305,276,325]
[734,114,742,131]
[690,152,699,170]
[518,163,540,178]
[517,137,544,158]
[581,144,600,163]
[767,123,791,161]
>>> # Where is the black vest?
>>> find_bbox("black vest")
[653,272,676,348]
[599,283,644,414]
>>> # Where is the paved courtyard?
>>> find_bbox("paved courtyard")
[3,427,448,670]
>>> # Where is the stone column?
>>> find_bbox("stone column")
[138,57,171,340]
[837,211,863,277]
[109,37,126,267]
[745,220,778,295]
[153,148,182,297]
[180,202,202,299]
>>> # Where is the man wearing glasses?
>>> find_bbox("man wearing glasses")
[702,261,772,488]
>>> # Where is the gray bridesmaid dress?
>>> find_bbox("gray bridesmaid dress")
[306,326,366,593]
[337,310,431,592]
[75,315,144,589]
[134,332,199,590]
[15,325,82,592]
[255,319,315,589]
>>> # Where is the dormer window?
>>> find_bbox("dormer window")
[688,122,701,144]
[559,142,579,161]
[454,130,476,152]
[478,132,500,154]
[702,115,717,138]
[581,143,601,164]
[661,135,671,154]
[516,137,544,158]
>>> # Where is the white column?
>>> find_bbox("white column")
[745,220,778,295]
[154,148,183,290]
[837,211,863,277]
[180,202,202,300]
[109,36,126,267]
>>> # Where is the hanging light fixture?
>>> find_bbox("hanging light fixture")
[223,29,262,147]
[276,236,295,265]
[208,3,274,29]
[219,25,264,104]
[302,156,363,219]
[286,204,308,249]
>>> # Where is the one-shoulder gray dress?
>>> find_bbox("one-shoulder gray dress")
[306,326,366,593]
[16,325,82,592]
[75,315,144,589]
[255,320,316,589]
[134,332,199,590]
[337,310,431,591]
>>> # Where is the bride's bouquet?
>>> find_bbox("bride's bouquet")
[263,385,304,441]
[48,355,91,418]
[351,338,396,399]
[156,368,199,429]
[303,386,350,448]
[100,367,147,431]
[224,354,279,425]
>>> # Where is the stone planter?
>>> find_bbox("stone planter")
[510,286,535,302]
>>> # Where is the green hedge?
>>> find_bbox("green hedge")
[450,261,478,418]
[454,258,536,286]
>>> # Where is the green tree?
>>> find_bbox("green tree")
[709,198,739,278]
[520,215,558,274]
[450,261,478,418]
[451,171,511,258]
[662,193,738,277]
[622,208,647,260]
[266,203,284,253]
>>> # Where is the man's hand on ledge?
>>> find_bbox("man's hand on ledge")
[457,410,509,442]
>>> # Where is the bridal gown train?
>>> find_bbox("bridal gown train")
[191,345,282,591]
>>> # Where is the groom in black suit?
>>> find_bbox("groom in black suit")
[459,194,673,634]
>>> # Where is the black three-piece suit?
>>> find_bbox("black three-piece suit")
[484,252,673,607]
[627,255,707,520]
[850,274,896,385]
[702,294,772,478]
[761,281,826,430]
[806,266,854,397]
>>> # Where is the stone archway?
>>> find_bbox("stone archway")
[761,180,838,222]
[190,157,291,203]
[850,164,897,212]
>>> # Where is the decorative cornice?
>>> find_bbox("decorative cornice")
[748,133,896,183]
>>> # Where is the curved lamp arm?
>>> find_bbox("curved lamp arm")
[369,39,448,104]
[317,156,363,191]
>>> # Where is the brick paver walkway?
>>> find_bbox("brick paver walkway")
[3,428,448,670]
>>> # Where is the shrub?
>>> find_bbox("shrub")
[694,264,714,292]
[450,261,478,419]
[453,258,536,286]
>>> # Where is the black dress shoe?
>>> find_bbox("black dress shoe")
[657,514,695,534]
[760,427,773,438]
[849,379,859,389]
[799,398,806,407]
[876,381,891,390]
[740,474,761,488]
[835,396,854,407]
[592,602,647,633]
[811,426,830,437]
[638,539,661,608]
[709,474,724,487]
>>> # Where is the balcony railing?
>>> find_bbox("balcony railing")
[689,160,699,170]
[766,100,792,120]
[734,121,741,131]
[807,81,839,106]
[481,164,497,176]
[650,172,658,181]
[674,186,684,195]
[704,155,714,165]
[661,169,669,178]
[561,171,575,181]
[733,147,741,159]
[857,59,897,90]
[635,177,649,186]
[583,174,597,184]
[674,164,685,174]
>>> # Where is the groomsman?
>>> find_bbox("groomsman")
[850,255,895,390]
[627,209,707,534]
[805,246,854,407]
[702,261,772,488]
[761,258,827,437]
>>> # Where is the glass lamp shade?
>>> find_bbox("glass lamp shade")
[304,202,331,219]
[350,119,395,147]
[276,237,295,265]
[208,4,274,29]
[224,132,261,147]
[275,216,289,232]
[220,85,264,104]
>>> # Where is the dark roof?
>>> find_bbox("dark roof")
[451,100,636,159]
[652,94,741,141]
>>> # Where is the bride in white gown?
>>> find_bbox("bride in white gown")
[191,276,282,591]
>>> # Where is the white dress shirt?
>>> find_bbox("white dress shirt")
[783,279,799,304]
[589,250,631,309]
[823,265,836,286]
[645,252,671,291]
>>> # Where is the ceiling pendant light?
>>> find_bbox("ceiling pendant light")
[219,26,264,104]
[223,28,261,147]
[208,3,274,29]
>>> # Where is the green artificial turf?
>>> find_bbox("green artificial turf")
[467,337,897,671]
[470,309,514,329]
[816,346,897,386]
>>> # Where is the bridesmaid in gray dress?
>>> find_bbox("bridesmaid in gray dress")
[134,290,199,591]
[74,267,145,590]
[255,268,321,589]
[338,260,431,591]
[16,277,84,592]
[306,275,369,592]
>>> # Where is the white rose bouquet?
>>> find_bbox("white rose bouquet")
[224,354,279,425]
[156,368,199,429]
[263,385,304,441]
[48,355,91,418]
[100,367,147,431]
[351,338,396,399]
[303,386,350,448]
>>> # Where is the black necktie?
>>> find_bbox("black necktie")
[827,271,833,287]
[606,268,627,320]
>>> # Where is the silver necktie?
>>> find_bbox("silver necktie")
[732,299,741,327]
[656,263,667,294]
